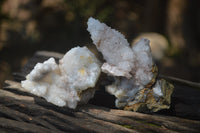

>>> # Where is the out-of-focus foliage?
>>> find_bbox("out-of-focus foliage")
[0,0,200,88]
[64,0,114,22]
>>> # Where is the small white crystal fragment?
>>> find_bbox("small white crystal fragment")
[101,63,131,78]
[153,80,163,96]
[21,46,101,109]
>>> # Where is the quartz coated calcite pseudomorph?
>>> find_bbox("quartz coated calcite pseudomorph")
[87,17,174,112]
[21,46,101,109]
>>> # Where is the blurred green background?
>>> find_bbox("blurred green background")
[0,0,200,88]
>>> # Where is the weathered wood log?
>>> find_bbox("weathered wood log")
[1,51,200,133]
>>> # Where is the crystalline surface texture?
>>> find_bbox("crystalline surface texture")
[87,17,134,77]
[21,46,101,109]
[87,17,171,112]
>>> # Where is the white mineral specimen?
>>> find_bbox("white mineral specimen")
[105,38,154,108]
[21,46,101,109]
[87,17,173,112]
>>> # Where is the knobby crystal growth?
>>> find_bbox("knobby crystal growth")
[21,46,101,109]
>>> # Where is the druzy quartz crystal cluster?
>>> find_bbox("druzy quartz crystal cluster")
[87,17,174,112]
[21,17,173,112]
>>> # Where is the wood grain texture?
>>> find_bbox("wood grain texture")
[1,51,200,133]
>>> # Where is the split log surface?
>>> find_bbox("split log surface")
[1,51,200,133]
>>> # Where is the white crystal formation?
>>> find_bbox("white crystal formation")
[131,39,153,86]
[21,46,101,109]
[132,32,168,60]
[87,17,134,78]
[87,17,163,109]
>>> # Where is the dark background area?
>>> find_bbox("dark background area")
[0,0,200,88]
